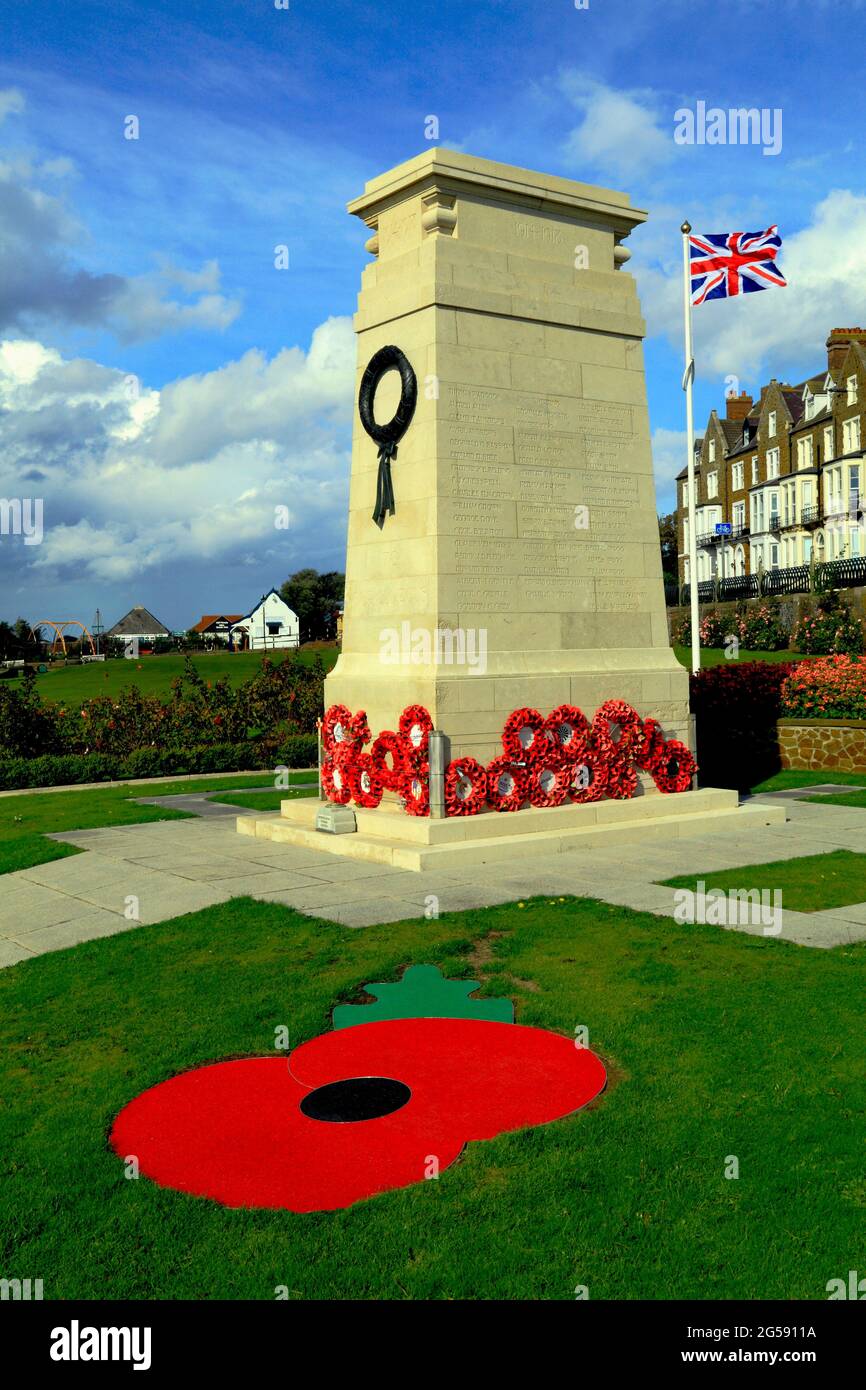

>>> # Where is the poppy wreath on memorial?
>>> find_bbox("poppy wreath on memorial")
[348,752,384,809]
[370,730,411,792]
[604,755,638,801]
[321,748,356,805]
[544,704,591,763]
[485,756,527,813]
[358,345,418,528]
[590,699,642,759]
[566,747,609,804]
[400,765,430,817]
[526,760,572,808]
[501,707,547,763]
[322,703,355,754]
[445,757,488,817]
[633,716,666,772]
[651,740,697,794]
[399,705,433,764]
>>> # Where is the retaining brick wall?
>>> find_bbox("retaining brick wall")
[777,719,866,771]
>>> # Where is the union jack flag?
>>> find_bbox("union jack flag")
[689,227,786,306]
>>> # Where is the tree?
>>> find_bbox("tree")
[280,569,345,643]
[658,513,678,584]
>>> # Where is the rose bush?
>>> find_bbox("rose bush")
[781,654,866,720]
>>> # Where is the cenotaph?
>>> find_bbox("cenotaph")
[239,150,784,868]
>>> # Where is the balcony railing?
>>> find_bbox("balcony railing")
[732,523,750,539]
[801,504,820,526]
[769,516,782,534]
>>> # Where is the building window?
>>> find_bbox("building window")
[848,375,858,405]
[796,436,813,470]
[767,448,780,479]
[853,529,862,558]
[751,456,759,484]
[843,417,861,454]
[708,439,716,463]
[707,470,718,498]
[770,543,779,569]
[768,410,777,437]
[732,461,743,490]
[824,424,834,462]
[266,621,283,634]
[850,464,860,514]
[733,501,745,530]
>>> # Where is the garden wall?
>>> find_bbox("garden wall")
[667,585,866,638]
[777,719,866,772]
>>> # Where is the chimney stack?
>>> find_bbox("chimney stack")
[725,390,753,421]
[826,328,866,374]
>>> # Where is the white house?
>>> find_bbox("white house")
[230,589,299,651]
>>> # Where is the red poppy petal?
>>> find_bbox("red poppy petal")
[110,1058,462,1213]
[290,1018,606,1141]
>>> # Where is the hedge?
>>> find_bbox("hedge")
[0,735,318,791]
[690,660,797,791]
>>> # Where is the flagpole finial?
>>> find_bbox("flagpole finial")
[681,220,692,234]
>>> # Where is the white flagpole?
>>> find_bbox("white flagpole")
[681,220,700,676]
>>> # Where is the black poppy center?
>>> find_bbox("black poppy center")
[300,1076,411,1123]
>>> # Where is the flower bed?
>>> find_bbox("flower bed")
[781,653,866,720]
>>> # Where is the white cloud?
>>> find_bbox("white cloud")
[0,317,356,588]
[0,88,24,125]
[559,72,672,181]
[651,426,688,502]
[636,190,866,383]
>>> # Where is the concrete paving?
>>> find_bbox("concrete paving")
[2,792,866,964]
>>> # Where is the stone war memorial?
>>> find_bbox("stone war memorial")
[241,149,783,868]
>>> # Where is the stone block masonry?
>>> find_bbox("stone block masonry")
[778,719,866,772]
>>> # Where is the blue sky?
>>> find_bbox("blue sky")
[3,0,866,627]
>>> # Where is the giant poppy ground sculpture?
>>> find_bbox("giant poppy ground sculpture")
[110,966,607,1213]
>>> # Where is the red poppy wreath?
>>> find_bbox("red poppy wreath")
[651,740,697,794]
[544,704,590,762]
[604,755,638,801]
[526,760,572,808]
[485,756,527,813]
[501,707,547,763]
[370,731,410,791]
[321,748,356,805]
[591,699,642,758]
[566,747,608,804]
[633,716,665,772]
[445,757,487,816]
[400,765,430,817]
[109,966,607,1213]
[322,703,354,754]
[399,704,433,761]
[348,752,383,809]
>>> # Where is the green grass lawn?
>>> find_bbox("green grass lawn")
[673,645,806,669]
[659,848,866,913]
[16,646,339,706]
[806,789,866,808]
[1,894,863,1300]
[751,769,866,793]
[0,772,314,875]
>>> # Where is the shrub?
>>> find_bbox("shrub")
[0,652,327,772]
[781,654,866,720]
[735,602,789,651]
[791,591,863,656]
[0,737,319,789]
[690,659,797,790]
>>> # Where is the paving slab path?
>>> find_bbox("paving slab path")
[2,793,866,966]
